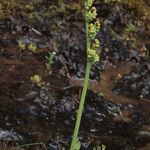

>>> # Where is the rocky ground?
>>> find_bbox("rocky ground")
[0,0,150,149]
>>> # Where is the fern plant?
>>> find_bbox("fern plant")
[70,0,100,149]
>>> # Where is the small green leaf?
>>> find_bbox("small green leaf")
[93,144,106,150]
[101,144,106,150]
[74,138,81,150]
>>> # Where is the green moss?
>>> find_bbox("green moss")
[104,0,150,20]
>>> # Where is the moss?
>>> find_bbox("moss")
[104,0,150,20]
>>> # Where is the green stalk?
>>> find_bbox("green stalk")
[70,4,91,150]
[13,142,47,150]
[70,62,92,150]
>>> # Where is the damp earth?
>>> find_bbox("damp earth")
[0,1,150,150]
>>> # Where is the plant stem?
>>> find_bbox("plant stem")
[70,5,91,149]
[13,142,47,150]
[85,15,90,52]
[70,62,91,150]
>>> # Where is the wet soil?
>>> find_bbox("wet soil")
[0,1,150,150]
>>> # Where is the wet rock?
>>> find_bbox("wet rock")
[113,61,150,99]
[0,128,23,141]
[56,24,142,80]
[48,134,68,150]
[83,91,120,134]
[0,38,17,48]
[0,1,149,149]
[26,91,38,100]
[29,105,49,120]
[130,112,148,125]
[19,105,29,114]
[53,96,76,114]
